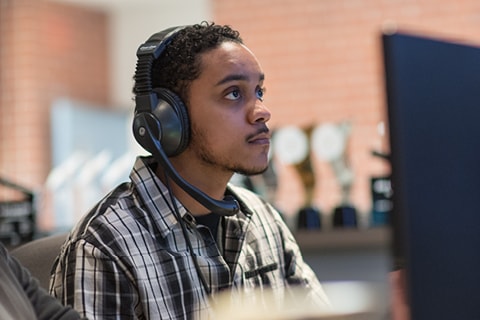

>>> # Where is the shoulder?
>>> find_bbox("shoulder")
[228,183,267,207]
[62,183,147,256]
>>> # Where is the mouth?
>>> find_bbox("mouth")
[247,127,271,145]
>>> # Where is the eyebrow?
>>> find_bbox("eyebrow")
[215,73,265,86]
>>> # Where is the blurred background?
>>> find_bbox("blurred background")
[1,0,480,314]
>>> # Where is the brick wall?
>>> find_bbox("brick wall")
[0,0,109,201]
[213,0,480,221]
[2,0,480,226]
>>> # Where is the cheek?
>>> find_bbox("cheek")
[197,121,234,146]
[196,122,244,155]
[189,104,246,146]
[215,114,244,140]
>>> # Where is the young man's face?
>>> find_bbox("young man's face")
[186,41,271,176]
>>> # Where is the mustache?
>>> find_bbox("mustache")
[246,125,270,141]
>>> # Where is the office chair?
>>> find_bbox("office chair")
[10,232,68,290]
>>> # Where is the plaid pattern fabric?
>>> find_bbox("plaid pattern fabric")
[50,156,329,320]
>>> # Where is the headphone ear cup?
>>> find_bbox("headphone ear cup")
[151,88,190,157]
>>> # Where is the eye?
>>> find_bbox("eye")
[256,87,266,101]
[225,89,241,100]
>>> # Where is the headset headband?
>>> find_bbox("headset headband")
[134,26,186,111]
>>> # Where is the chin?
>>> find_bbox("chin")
[234,164,269,176]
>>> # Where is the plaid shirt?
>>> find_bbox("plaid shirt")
[50,156,329,319]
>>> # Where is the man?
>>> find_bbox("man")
[0,243,82,320]
[50,21,329,319]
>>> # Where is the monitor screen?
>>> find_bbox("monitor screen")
[383,31,480,319]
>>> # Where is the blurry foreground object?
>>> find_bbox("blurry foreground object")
[383,30,480,319]
[389,270,410,320]
[209,283,387,320]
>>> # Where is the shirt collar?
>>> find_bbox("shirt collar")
[129,156,254,237]
[130,155,188,237]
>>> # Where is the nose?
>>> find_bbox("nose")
[249,100,271,124]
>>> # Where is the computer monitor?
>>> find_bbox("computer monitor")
[383,30,480,319]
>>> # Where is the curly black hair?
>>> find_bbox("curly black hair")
[134,21,243,105]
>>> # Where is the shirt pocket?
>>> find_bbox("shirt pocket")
[238,255,281,288]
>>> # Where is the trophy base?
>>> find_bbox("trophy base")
[297,206,322,230]
[332,205,357,228]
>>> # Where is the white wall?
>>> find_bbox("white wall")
[108,1,212,108]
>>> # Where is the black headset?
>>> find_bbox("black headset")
[132,26,240,216]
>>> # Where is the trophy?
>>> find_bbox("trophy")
[273,125,321,230]
[312,122,357,228]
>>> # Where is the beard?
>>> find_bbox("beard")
[190,127,269,176]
